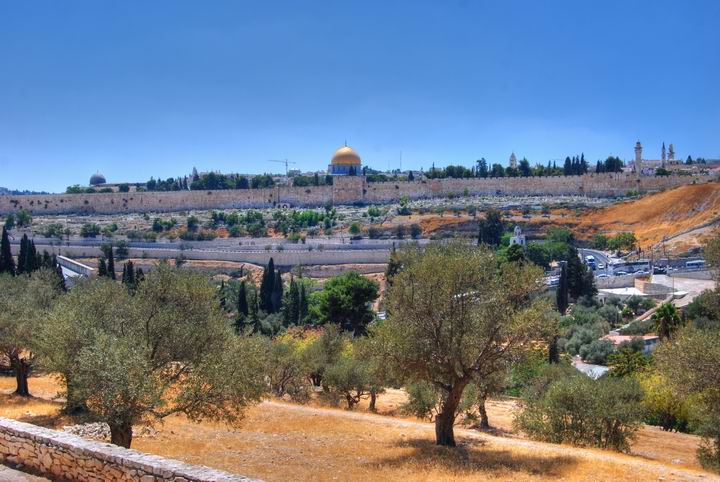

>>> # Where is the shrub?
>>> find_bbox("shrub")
[410,224,422,239]
[515,375,644,452]
[80,223,101,238]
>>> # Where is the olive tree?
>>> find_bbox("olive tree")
[655,326,720,471]
[0,270,60,396]
[40,265,267,448]
[377,242,550,446]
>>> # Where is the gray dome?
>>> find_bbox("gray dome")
[89,172,107,186]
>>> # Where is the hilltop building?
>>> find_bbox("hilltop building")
[509,152,518,169]
[328,144,362,175]
[509,225,526,247]
[632,141,681,174]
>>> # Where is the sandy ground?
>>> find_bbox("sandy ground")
[1,377,718,481]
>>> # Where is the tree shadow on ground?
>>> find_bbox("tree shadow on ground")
[0,394,67,429]
[368,437,579,478]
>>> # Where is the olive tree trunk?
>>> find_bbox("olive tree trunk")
[109,421,133,448]
[369,389,377,412]
[478,393,490,429]
[10,354,30,397]
[434,380,468,446]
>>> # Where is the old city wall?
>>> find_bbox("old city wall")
[0,173,709,215]
[0,417,256,482]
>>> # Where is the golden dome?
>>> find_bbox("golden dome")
[331,145,361,166]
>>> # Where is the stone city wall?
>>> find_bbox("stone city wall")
[0,417,257,482]
[0,173,709,215]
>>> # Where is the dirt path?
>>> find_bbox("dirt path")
[261,400,719,481]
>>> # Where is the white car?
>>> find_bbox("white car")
[597,262,605,269]
[596,273,609,278]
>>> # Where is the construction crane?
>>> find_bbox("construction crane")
[267,159,296,176]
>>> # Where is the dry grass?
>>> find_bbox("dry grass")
[1,376,716,481]
[568,183,720,249]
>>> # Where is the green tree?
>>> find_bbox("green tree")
[655,327,720,471]
[515,374,643,452]
[0,270,60,396]
[607,345,651,377]
[506,243,525,263]
[652,302,682,340]
[260,258,276,312]
[314,271,379,336]
[348,222,362,238]
[40,266,268,448]
[4,214,16,230]
[377,242,550,446]
[0,227,15,275]
[477,209,503,247]
[15,209,31,227]
[235,281,249,331]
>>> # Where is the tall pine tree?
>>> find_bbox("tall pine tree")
[259,258,275,312]
[236,281,249,331]
[0,227,16,275]
[17,234,29,274]
[98,257,108,277]
[271,270,284,313]
[106,247,116,280]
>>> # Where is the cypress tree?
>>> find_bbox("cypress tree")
[284,276,300,326]
[260,258,275,312]
[107,247,116,280]
[556,264,569,315]
[17,234,28,274]
[219,280,226,309]
[29,240,38,272]
[298,282,308,325]
[250,288,261,334]
[55,264,66,291]
[1,228,22,275]
[236,281,249,320]
[135,267,145,284]
[42,250,52,269]
[551,264,569,364]
[98,258,107,277]
[271,270,283,313]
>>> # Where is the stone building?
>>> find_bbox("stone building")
[633,140,681,175]
[509,152,518,169]
[509,225,526,247]
[328,144,362,175]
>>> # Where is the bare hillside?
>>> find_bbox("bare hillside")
[569,182,720,249]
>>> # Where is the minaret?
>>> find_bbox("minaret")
[661,142,667,166]
[509,152,517,169]
[634,141,642,173]
[668,144,675,162]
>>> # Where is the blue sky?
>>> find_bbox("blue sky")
[1,0,719,192]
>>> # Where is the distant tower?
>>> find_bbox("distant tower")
[661,142,667,166]
[509,152,518,169]
[634,141,643,173]
[668,143,675,162]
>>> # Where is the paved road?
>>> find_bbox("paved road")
[579,248,613,276]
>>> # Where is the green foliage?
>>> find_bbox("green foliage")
[15,209,32,227]
[477,209,503,247]
[4,214,16,230]
[652,302,682,340]
[515,374,644,452]
[607,232,637,252]
[80,223,101,238]
[546,227,574,244]
[590,233,608,250]
[639,371,698,433]
[377,241,551,446]
[607,344,650,377]
[40,266,268,448]
[579,339,614,364]
[312,271,379,336]
[655,326,720,471]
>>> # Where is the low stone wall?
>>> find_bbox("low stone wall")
[0,417,257,482]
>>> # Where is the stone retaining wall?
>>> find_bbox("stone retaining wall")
[0,417,258,482]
